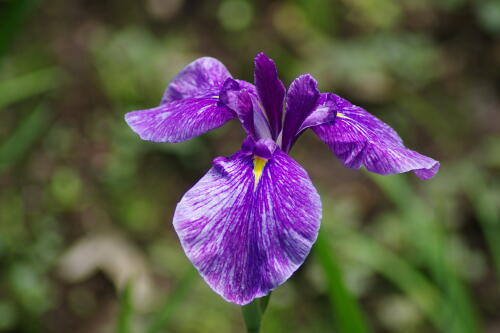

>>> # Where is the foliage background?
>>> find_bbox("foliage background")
[1,0,500,332]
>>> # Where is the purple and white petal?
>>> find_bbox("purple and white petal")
[254,53,286,139]
[125,97,235,143]
[312,94,439,179]
[173,150,322,305]
[162,57,232,103]
[281,74,320,153]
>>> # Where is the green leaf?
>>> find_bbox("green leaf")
[146,268,197,333]
[0,0,42,60]
[0,103,51,173]
[368,173,482,333]
[315,231,371,333]
[335,231,444,330]
[116,282,134,333]
[0,67,62,109]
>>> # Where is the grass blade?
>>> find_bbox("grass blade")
[0,103,51,173]
[146,268,197,333]
[335,231,445,330]
[315,231,371,333]
[116,282,134,333]
[466,174,500,282]
[368,173,482,333]
[0,67,62,109]
[474,190,500,278]
[0,0,41,60]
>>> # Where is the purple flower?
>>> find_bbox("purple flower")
[125,53,439,305]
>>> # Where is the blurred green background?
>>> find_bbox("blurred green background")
[1,0,500,332]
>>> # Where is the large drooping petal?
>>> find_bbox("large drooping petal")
[281,74,320,153]
[125,96,235,143]
[254,53,286,139]
[312,94,439,179]
[161,57,232,103]
[173,150,322,305]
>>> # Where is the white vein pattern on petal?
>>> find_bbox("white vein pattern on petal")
[313,98,438,178]
[173,151,321,305]
[125,97,235,143]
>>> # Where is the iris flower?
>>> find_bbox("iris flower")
[125,53,439,305]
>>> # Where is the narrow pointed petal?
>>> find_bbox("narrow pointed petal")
[173,150,322,305]
[254,53,286,139]
[125,97,235,142]
[250,95,273,140]
[162,57,231,103]
[312,94,439,179]
[281,74,320,153]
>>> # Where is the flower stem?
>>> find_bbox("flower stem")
[241,293,271,333]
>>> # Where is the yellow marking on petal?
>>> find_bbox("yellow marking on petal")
[337,112,352,120]
[253,156,267,189]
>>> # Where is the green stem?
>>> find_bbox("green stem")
[241,294,271,333]
[116,282,134,333]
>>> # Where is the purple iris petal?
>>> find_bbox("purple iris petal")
[126,58,247,143]
[240,136,277,159]
[312,94,439,179]
[281,74,320,153]
[241,136,256,154]
[254,138,277,159]
[254,53,286,139]
[299,93,338,132]
[221,88,272,140]
[125,53,440,306]
[161,57,232,103]
[235,79,258,95]
[125,97,235,143]
[173,150,321,305]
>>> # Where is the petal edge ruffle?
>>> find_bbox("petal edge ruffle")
[161,57,231,103]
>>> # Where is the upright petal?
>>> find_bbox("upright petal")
[162,57,231,103]
[281,74,320,153]
[312,94,439,179]
[173,150,322,305]
[125,97,235,142]
[254,53,286,139]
